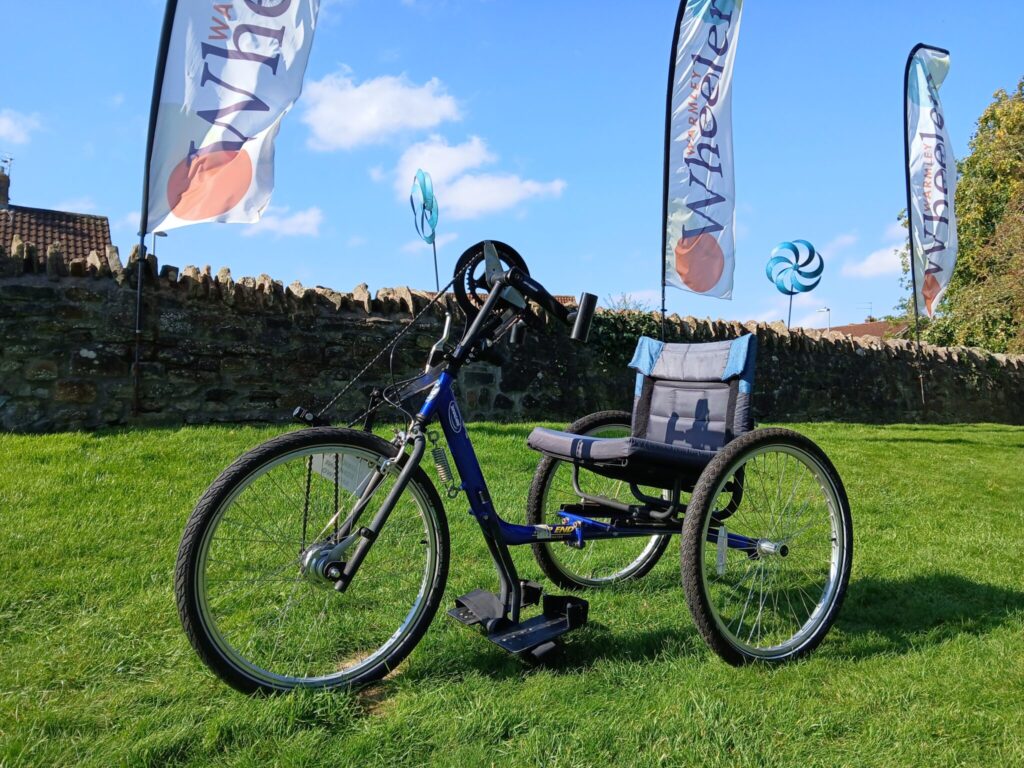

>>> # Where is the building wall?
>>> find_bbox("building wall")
[1,244,1022,432]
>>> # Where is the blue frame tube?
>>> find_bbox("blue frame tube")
[416,372,759,552]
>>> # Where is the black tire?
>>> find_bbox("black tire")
[527,410,672,590]
[681,428,853,665]
[175,427,450,693]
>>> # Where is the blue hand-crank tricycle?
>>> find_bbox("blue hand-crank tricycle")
[175,241,853,693]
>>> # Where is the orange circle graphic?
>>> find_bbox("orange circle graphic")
[675,233,725,293]
[922,273,942,314]
[167,149,253,221]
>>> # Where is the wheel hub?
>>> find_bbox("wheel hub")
[756,539,789,558]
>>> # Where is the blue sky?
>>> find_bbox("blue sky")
[2,0,1022,328]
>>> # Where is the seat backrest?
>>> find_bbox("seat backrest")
[628,335,757,452]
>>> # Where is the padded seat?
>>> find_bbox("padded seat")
[527,334,758,490]
[527,427,716,487]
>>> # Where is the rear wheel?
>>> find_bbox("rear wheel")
[527,411,672,589]
[681,428,853,665]
[175,427,450,693]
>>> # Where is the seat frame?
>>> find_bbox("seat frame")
[527,335,758,520]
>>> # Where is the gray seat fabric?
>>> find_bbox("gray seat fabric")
[527,334,757,489]
[527,427,716,469]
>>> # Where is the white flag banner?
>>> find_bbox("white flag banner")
[144,0,319,234]
[905,44,958,317]
[663,0,743,299]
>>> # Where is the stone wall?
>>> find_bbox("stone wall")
[1,241,1023,433]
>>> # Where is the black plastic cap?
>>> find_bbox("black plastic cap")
[570,292,598,342]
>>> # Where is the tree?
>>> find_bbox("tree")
[894,78,1024,351]
[604,292,652,312]
[927,78,1024,350]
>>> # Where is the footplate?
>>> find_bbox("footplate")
[447,580,543,628]
[487,594,589,655]
[448,585,589,658]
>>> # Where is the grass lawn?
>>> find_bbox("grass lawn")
[1,421,1023,767]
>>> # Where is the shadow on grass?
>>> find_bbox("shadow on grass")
[837,572,1024,658]
[849,435,1024,448]
[420,572,1024,683]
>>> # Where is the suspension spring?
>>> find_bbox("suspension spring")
[432,446,453,484]
[429,438,461,498]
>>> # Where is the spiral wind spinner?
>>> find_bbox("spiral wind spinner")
[765,240,824,328]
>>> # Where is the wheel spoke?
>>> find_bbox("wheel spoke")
[690,435,849,661]
[183,437,445,691]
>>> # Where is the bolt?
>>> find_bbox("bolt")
[326,565,341,580]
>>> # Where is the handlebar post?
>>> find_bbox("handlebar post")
[451,280,508,364]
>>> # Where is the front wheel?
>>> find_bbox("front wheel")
[175,427,450,693]
[681,428,853,665]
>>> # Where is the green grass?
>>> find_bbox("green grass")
[1,422,1023,767]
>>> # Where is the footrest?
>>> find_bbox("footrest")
[487,594,589,656]
[448,580,546,628]
[448,589,504,627]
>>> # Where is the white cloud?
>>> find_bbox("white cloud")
[108,93,125,108]
[444,174,566,220]
[393,135,565,220]
[368,165,386,183]
[842,244,903,278]
[112,211,141,232]
[401,231,459,253]
[394,135,495,196]
[0,109,42,144]
[302,71,460,150]
[346,235,367,248]
[54,197,98,214]
[243,206,323,237]
[792,309,834,330]
[884,220,908,242]
[822,232,857,255]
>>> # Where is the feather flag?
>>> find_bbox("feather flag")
[140,0,320,235]
[904,44,958,318]
[662,0,744,300]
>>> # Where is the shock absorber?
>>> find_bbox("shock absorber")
[429,432,461,498]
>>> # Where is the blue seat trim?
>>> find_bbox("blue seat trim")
[722,334,757,394]
[628,336,664,377]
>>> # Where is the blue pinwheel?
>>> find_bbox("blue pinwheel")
[765,240,824,328]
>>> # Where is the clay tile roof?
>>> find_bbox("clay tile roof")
[830,320,910,339]
[0,205,112,263]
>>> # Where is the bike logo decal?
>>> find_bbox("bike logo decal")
[448,401,463,433]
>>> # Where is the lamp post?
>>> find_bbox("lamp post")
[818,306,832,332]
[151,230,167,259]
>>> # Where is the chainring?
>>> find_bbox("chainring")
[451,240,529,323]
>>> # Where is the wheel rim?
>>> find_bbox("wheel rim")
[194,442,439,688]
[698,443,846,659]
[540,423,670,586]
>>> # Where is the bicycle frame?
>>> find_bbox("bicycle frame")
[413,369,758,621]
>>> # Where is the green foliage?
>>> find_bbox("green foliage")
[932,191,1024,352]
[923,79,1024,350]
[2,424,1024,766]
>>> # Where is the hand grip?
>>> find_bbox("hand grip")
[570,292,598,342]
[509,320,526,346]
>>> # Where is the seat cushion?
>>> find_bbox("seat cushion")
[527,427,716,473]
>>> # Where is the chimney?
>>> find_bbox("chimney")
[0,167,9,208]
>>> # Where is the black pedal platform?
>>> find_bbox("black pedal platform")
[449,585,589,658]
[448,581,544,628]
[487,594,589,655]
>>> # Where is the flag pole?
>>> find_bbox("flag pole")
[132,0,179,415]
[660,0,689,342]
